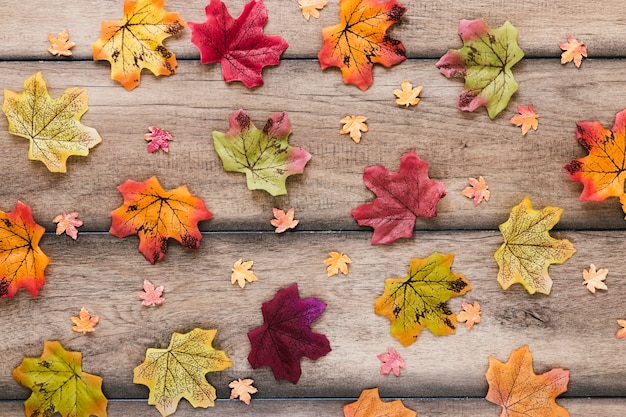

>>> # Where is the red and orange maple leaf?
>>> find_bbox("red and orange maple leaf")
[559,36,587,68]
[510,104,539,136]
[351,150,446,244]
[461,176,490,206]
[271,208,299,233]
[71,307,100,334]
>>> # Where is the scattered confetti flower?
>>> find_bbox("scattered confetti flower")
[229,378,257,405]
[617,320,626,339]
[271,208,299,233]
[47,28,75,57]
[323,252,351,277]
[457,301,481,330]
[377,347,405,376]
[340,115,368,143]
[582,264,608,293]
[144,126,173,153]
[461,176,490,206]
[53,212,83,240]
[510,104,539,136]
[298,0,326,20]
[137,279,165,306]
[559,36,587,68]
[71,307,100,334]
[393,80,422,107]
[231,259,258,288]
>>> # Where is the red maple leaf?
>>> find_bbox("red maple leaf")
[351,150,446,244]
[188,0,289,88]
[247,283,331,383]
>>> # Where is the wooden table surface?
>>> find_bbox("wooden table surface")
[2,0,626,415]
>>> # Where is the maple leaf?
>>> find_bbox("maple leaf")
[351,150,446,244]
[374,253,472,347]
[616,320,626,339]
[92,0,187,91]
[2,72,102,172]
[137,279,165,306]
[457,301,481,330]
[271,208,299,233]
[145,126,173,153]
[213,109,312,196]
[495,196,576,295]
[394,80,422,107]
[12,341,108,417]
[319,0,407,91]
[343,388,416,417]
[71,307,100,334]
[324,252,351,277]
[510,104,539,136]
[189,0,288,88]
[53,211,83,240]
[47,28,75,56]
[377,347,405,376]
[248,283,331,383]
[436,19,524,119]
[0,201,49,298]
[299,0,327,20]
[109,176,213,264]
[134,328,232,417]
[582,264,608,293]
[229,378,257,405]
[486,345,570,417]
[340,115,368,143]
[231,259,258,288]
[461,176,490,206]
[560,36,587,68]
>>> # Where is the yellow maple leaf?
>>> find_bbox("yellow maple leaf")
[47,28,75,56]
[323,252,351,277]
[559,36,587,68]
[582,264,608,293]
[71,307,100,334]
[231,259,258,288]
[393,80,422,107]
[457,301,481,330]
[298,0,326,20]
[340,115,368,143]
[229,378,257,405]
[510,104,539,136]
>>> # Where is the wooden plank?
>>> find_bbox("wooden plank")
[0,59,623,232]
[1,231,625,400]
[0,0,620,60]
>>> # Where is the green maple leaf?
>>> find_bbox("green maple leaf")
[212,109,312,196]
[436,19,524,119]
[2,72,102,172]
[12,341,108,417]
[133,328,232,417]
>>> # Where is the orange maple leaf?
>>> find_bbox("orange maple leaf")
[231,259,258,288]
[510,104,539,136]
[486,345,570,417]
[394,80,422,107]
[228,378,257,405]
[323,252,351,277]
[271,208,299,233]
[71,307,100,334]
[559,36,587,68]
[47,28,75,56]
[457,301,481,330]
[299,0,327,20]
[109,177,213,264]
[616,320,626,339]
[340,116,368,143]
[461,176,490,206]
[344,388,416,417]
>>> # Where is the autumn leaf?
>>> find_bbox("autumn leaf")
[71,306,100,334]
[137,279,165,306]
[340,115,368,143]
[189,0,288,88]
[351,150,446,244]
[394,80,422,107]
[486,345,570,417]
[109,176,213,264]
[324,252,351,277]
[582,264,608,293]
[213,109,311,196]
[343,388,416,417]
[145,126,173,153]
[53,212,83,240]
[231,259,258,288]
[494,196,576,295]
[271,208,299,233]
[48,28,75,56]
[134,328,232,417]
[319,0,407,91]
[457,301,481,330]
[377,347,405,376]
[92,0,187,91]
[2,72,102,172]
[461,176,490,206]
[229,378,257,405]
[12,341,107,417]
[299,0,326,20]
[616,320,626,339]
[0,201,49,298]
[510,104,539,136]
[374,253,472,347]
[436,19,524,119]
[560,36,587,68]
[248,283,331,383]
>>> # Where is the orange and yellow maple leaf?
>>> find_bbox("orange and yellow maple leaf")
[559,36,587,68]
[457,301,481,330]
[323,252,351,277]
[71,307,100,334]
[47,28,75,56]
[229,378,257,405]
[231,259,258,288]
[461,176,490,206]
[271,207,299,233]
[510,104,538,136]
[344,388,416,417]
[394,80,422,107]
[340,116,368,143]
[299,0,326,20]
